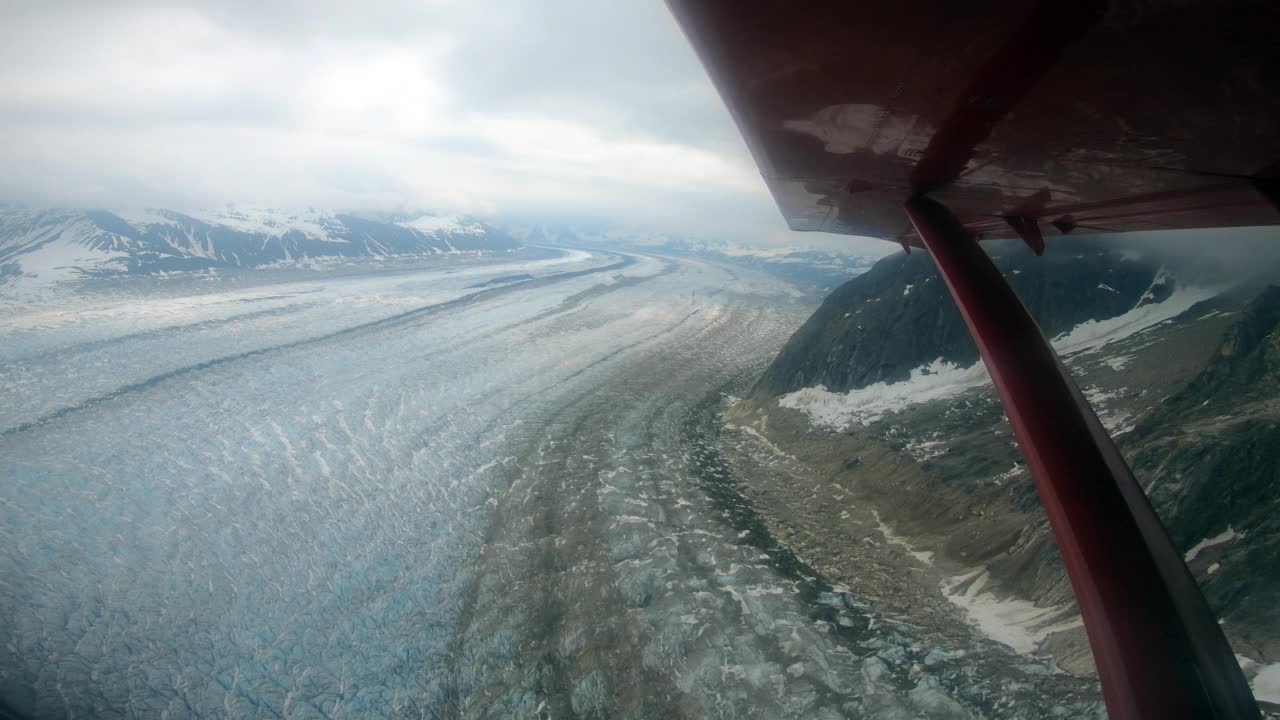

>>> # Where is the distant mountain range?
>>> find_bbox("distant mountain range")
[0,207,522,286]
[503,222,884,291]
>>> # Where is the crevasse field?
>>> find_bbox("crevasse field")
[2,248,1115,719]
[0,248,839,718]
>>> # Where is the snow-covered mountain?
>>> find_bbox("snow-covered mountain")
[0,206,520,286]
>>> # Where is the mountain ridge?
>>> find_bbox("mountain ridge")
[0,206,521,285]
[757,239,1175,396]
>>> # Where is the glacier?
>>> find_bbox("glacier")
[0,247,1106,718]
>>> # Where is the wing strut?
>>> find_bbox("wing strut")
[904,194,1259,719]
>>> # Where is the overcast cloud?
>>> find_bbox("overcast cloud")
[0,0,891,251]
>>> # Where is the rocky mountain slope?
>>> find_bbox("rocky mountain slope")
[728,239,1280,710]
[758,240,1174,394]
[0,207,520,286]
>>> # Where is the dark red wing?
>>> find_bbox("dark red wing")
[667,0,1280,246]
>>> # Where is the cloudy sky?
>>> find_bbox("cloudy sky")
[0,0,889,250]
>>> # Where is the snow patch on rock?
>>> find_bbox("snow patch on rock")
[1236,655,1280,705]
[941,567,1082,656]
[778,359,990,429]
[871,509,935,567]
[1052,281,1219,357]
[1184,526,1245,562]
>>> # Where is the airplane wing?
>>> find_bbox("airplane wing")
[668,3,1277,716]
[667,0,1280,248]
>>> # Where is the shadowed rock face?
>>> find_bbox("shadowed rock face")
[757,239,1167,396]
[1143,286,1280,417]
[1127,287,1280,661]
[741,234,1280,703]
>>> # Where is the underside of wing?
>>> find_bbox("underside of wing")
[668,0,1280,247]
